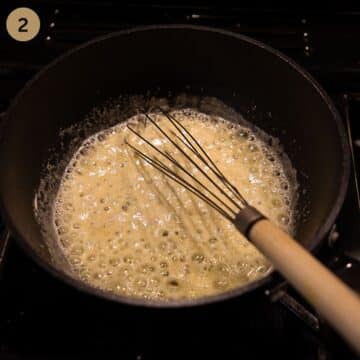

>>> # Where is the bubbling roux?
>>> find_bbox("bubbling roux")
[54,110,298,301]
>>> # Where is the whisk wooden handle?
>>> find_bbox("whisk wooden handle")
[249,219,360,354]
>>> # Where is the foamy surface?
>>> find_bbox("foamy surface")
[53,110,297,300]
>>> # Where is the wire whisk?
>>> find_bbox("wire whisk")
[125,108,360,352]
[125,109,248,223]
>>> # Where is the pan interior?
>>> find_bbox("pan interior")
[35,94,299,301]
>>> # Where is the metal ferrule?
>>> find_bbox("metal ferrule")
[234,206,266,238]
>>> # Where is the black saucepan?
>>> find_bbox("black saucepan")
[0,25,350,307]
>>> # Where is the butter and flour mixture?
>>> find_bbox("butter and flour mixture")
[53,109,298,300]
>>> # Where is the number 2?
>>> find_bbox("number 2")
[18,17,28,32]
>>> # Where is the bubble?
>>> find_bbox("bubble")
[63,202,74,211]
[213,279,229,290]
[122,202,130,211]
[140,264,155,273]
[209,237,218,244]
[150,278,159,286]
[123,256,134,264]
[97,133,107,142]
[71,258,81,265]
[217,263,229,274]
[271,199,281,208]
[281,182,289,190]
[273,169,281,177]
[60,237,71,248]
[181,264,190,275]
[135,278,147,288]
[110,258,120,267]
[249,166,259,174]
[278,214,290,225]
[57,226,69,235]
[167,279,180,288]
[248,144,258,152]
[79,145,91,156]
[121,267,129,276]
[191,253,205,264]
[71,246,84,256]
[238,130,248,139]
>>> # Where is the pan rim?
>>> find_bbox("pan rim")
[0,24,350,308]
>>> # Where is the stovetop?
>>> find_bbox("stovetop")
[0,3,360,360]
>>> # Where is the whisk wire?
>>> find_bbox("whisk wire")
[126,110,250,221]
[158,108,248,206]
[125,140,234,220]
[126,124,238,217]
[142,112,244,211]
